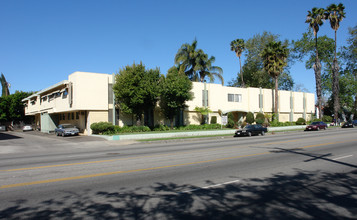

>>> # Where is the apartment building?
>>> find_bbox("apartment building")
[23,71,315,135]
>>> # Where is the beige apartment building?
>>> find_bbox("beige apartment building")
[23,71,315,135]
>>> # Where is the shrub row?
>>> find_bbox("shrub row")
[91,122,223,135]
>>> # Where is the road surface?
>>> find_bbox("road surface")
[0,128,356,219]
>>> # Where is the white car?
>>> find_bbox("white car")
[22,125,33,132]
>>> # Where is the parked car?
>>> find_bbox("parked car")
[353,120,357,126]
[55,124,79,136]
[342,121,354,128]
[234,124,267,137]
[22,125,33,132]
[305,121,327,131]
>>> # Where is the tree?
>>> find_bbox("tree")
[175,39,223,85]
[230,39,245,87]
[305,7,325,119]
[292,30,335,95]
[159,66,193,129]
[195,50,224,85]
[113,62,161,126]
[261,41,289,117]
[1,73,10,97]
[341,25,357,118]
[325,3,346,122]
[0,91,33,124]
[228,32,294,90]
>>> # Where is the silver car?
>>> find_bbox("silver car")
[55,124,79,137]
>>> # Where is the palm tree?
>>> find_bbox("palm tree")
[195,50,224,85]
[325,3,346,123]
[174,39,199,81]
[306,7,325,120]
[175,39,223,85]
[0,73,10,97]
[260,41,289,118]
[230,39,245,87]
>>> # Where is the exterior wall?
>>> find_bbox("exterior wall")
[86,110,109,135]
[184,82,315,125]
[69,72,112,111]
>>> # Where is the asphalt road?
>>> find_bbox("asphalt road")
[0,128,357,219]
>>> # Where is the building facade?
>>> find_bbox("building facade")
[23,72,315,134]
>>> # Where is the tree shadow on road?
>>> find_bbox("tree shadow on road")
[0,132,22,141]
[1,169,357,219]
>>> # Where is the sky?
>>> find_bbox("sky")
[1,0,356,95]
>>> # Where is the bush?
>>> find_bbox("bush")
[246,112,255,124]
[296,118,306,125]
[153,124,170,131]
[90,122,114,134]
[255,112,265,124]
[312,118,322,122]
[210,116,217,124]
[322,115,332,122]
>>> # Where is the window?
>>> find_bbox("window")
[76,112,79,120]
[68,113,70,120]
[72,113,74,120]
[228,93,242,102]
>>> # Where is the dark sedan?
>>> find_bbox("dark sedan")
[234,124,267,137]
[305,121,327,131]
[55,124,79,137]
[342,121,355,128]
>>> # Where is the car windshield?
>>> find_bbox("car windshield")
[62,124,75,129]
[311,122,320,125]
[244,125,253,129]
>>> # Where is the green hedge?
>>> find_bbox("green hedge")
[255,112,265,124]
[296,118,306,125]
[90,122,115,134]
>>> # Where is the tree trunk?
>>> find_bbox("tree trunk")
[314,35,323,119]
[332,59,340,123]
[314,59,323,119]
[274,76,279,119]
[239,56,245,88]
[332,30,340,123]
[170,118,174,130]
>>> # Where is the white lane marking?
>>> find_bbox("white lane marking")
[333,155,353,161]
[181,180,240,193]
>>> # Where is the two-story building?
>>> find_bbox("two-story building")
[23,71,315,134]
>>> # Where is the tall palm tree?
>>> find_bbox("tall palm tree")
[0,73,10,97]
[325,3,346,123]
[195,50,224,85]
[174,39,199,81]
[230,39,245,87]
[306,7,325,119]
[175,39,223,85]
[261,41,289,118]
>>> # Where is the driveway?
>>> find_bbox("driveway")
[0,130,106,154]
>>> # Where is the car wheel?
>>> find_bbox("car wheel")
[261,131,265,136]
[248,132,252,137]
